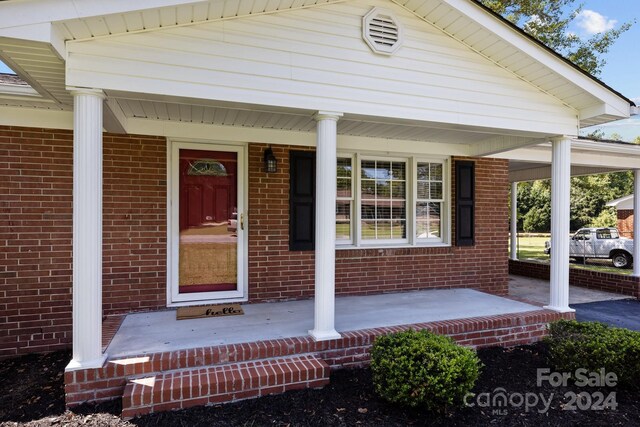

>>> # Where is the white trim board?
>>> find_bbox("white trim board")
[166,139,249,307]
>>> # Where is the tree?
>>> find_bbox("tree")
[480,0,633,75]
[514,172,632,232]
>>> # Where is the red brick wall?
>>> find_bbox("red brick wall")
[248,145,509,300]
[2,131,510,357]
[617,209,634,239]
[102,134,166,314]
[509,259,640,298]
[0,126,167,358]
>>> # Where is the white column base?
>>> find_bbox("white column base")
[65,353,108,372]
[543,305,575,313]
[308,328,342,341]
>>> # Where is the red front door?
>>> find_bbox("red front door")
[178,149,238,294]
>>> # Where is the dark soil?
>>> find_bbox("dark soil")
[2,343,640,426]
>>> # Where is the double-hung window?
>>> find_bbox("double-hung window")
[336,154,449,247]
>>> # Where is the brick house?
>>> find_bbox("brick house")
[0,0,638,416]
[608,194,636,238]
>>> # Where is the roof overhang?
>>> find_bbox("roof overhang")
[607,195,634,210]
[493,139,640,182]
[0,0,634,129]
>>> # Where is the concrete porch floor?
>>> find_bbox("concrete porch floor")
[508,275,629,305]
[106,288,539,358]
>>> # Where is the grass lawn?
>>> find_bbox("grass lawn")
[510,235,633,276]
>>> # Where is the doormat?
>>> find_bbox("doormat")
[176,304,244,320]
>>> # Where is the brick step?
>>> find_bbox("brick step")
[108,337,326,380]
[121,354,330,419]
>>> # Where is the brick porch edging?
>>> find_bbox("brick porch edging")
[509,259,640,298]
[66,308,573,407]
[121,355,330,418]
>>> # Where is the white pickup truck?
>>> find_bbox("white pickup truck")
[544,227,634,269]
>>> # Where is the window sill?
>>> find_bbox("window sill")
[336,242,451,250]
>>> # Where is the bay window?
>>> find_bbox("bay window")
[336,154,449,247]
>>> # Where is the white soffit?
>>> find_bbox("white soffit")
[0,38,70,109]
[55,0,346,41]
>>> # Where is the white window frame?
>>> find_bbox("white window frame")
[336,152,450,249]
[336,154,355,245]
[413,158,448,245]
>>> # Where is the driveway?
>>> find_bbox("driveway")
[571,299,640,331]
[509,275,628,305]
[509,275,640,330]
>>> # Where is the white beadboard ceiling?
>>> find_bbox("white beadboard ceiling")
[112,97,538,144]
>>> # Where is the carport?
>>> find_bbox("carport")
[493,137,640,303]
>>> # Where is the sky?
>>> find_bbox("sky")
[574,0,640,141]
[0,1,639,139]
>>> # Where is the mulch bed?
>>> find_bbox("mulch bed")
[2,343,640,426]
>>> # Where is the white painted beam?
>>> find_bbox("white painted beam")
[125,116,471,155]
[469,135,547,157]
[510,182,518,260]
[309,111,342,342]
[634,170,640,277]
[0,105,73,129]
[509,165,621,183]
[545,137,574,313]
[66,88,107,371]
[103,98,128,134]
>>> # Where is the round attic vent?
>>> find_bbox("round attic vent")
[362,8,403,55]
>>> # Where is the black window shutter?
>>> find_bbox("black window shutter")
[289,151,316,251]
[455,161,475,246]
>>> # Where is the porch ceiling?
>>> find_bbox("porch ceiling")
[499,139,640,182]
[106,93,553,149]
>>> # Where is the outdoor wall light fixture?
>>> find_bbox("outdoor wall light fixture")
[264,146,277,173]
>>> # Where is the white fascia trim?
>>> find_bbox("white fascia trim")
[0,105,72,129]
[438,0,630,118]
[0,84,42,98]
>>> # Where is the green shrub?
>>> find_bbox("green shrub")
[370,329,481,412]
[545,319,640,388]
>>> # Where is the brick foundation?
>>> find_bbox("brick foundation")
[65,308,573,410]
[509,259,640,298]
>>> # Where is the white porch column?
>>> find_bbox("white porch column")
[545,137,574,313]
[309,111,343,341]
[634,170,640,277]
[66,88,107,370]
[510,182,518,260]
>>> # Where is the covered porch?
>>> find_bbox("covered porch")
[66,287,571,417]
[106,288,543,358]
